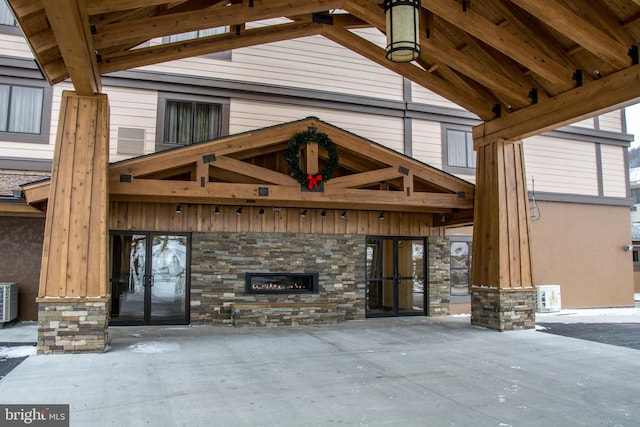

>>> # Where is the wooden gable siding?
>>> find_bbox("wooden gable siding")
[523,136,599,196]
[230,99,405,153]
[109,203,435,237]
[600,145,628,198]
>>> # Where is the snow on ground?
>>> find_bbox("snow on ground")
[127,341,181,354]
[0,345,36,359]
[536,307,640,323]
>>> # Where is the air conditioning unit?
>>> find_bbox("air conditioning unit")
[536,285,561,313]
[0,282,18,323]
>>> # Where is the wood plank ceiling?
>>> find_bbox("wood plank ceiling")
[8,0,640,144]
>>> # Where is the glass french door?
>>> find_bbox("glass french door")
[366,237,427,317]
[109,233,190,325]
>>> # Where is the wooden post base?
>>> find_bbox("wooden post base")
[470,288,536,331]
[37,297,109,354]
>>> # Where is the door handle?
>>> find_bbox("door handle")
[144,274,154,287]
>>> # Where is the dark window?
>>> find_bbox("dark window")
[0,0,16,26]
[450,239,472,298]
[0,0,21,35]
[163,100,222,145]
[632,188,640,204]
[443,124,476,174]
[156,93,229,151]
[0,79,52,143]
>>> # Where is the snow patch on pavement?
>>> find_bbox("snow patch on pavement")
[0,345,36,358]
[127,341,181,354]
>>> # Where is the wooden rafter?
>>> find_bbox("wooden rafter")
[8,0,640,152]
[510,0,632,69]
[41,1,101,94]
[425,1,573,87]
[474,63,640,146]
[99,21,324,74]
[321,24,494,120]
[92,0,344,50]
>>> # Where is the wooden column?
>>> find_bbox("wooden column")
[37,91,110,354]
[470,138,536,331]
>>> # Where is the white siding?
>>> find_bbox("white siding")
[600,145,627,197]
[411,119,442,168]
[523,135,599,195]
[0,34,32,58]
[570,117,595,129]
[410,83,465,110]
[599,110,622,133]
[141,31,404,102]
[102,86,158,162]
[0,140,54,161]
[230,99,404,153]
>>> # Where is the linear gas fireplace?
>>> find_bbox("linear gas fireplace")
[246,273,319,294]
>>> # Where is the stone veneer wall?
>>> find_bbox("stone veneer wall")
[37,299,109,354]
[427,237,450,316]
[470,289,536,331]
[190,232,366,326]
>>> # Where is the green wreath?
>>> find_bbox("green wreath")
[285,129,339,190]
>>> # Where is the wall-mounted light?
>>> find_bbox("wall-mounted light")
[340,211,347,219]
[379,212,385,220]
[236,207,243,215]
[259,207,265,215]
[214,206,221,215]
[321,210,327,217]
[384,0,421,63]
[175,204,182,214]
[300,209,308,218]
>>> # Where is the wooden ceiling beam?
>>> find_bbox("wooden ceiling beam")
[425,1,573,86]
[344,0,527,114]
[92,0,345,50]
[99,21,323,74]
[321,24,494,120]
[473,63,640,146]
[211,156,299,187]
[86,0,182,15]
[42,0,101,94]
[329,167,402,188]
[109,179,473,211]
[510,0,632,69]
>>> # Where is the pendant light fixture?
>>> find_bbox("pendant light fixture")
[384,0,421,63]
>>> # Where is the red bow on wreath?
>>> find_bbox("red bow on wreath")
[307,174,323,190]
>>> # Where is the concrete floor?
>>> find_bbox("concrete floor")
[0,312,639,426]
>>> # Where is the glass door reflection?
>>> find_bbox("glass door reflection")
[110,233,189,325]
[366,237,426,317]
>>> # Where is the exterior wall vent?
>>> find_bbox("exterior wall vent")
[536,285,562,313]
[0,282,18,323]
[117,127,145,155]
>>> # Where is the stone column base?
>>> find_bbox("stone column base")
[37,297,109,355]
[470,288,536,331]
